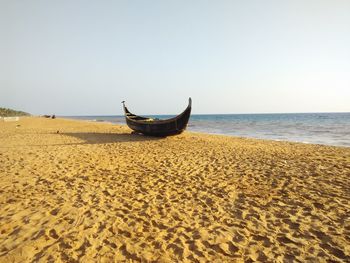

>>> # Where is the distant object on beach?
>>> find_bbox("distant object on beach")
[42,114,56,119]
[3,117,20,122]
[122,98,192,137]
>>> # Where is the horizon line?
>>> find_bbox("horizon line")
[58,111,350,117]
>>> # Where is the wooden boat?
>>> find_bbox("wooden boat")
[122,98,192,136]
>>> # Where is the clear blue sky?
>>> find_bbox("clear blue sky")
[1,0,349,115]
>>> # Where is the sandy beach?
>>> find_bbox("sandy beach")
[0,117,349,262]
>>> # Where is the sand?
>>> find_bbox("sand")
[0,117,349,262]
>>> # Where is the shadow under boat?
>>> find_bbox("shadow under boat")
[61,132,163,145]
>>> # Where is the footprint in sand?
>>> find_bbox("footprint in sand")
[50,208,60,216]
[48,229,59,239]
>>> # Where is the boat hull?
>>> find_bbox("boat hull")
[123,98,192,137]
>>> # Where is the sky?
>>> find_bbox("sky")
[1,0,350,115]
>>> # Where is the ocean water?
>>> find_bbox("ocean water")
[64,113,350,147]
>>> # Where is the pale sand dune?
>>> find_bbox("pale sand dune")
[0,117,349,262]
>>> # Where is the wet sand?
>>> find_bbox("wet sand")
[0,117,349,262]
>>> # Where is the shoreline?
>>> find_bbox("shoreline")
[60,116,350,149]
[188,130,350,149]
[1,117,349,261]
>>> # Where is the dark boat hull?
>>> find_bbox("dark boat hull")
[123,98,192,137]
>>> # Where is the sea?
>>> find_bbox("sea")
[64,112,350,147]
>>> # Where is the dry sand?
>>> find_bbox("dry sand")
[0,117,349,262]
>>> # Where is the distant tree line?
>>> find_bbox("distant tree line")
[0,107,30,117]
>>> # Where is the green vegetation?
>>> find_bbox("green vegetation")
[0,107,30,117]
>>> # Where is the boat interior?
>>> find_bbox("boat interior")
[126,113,154,121]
